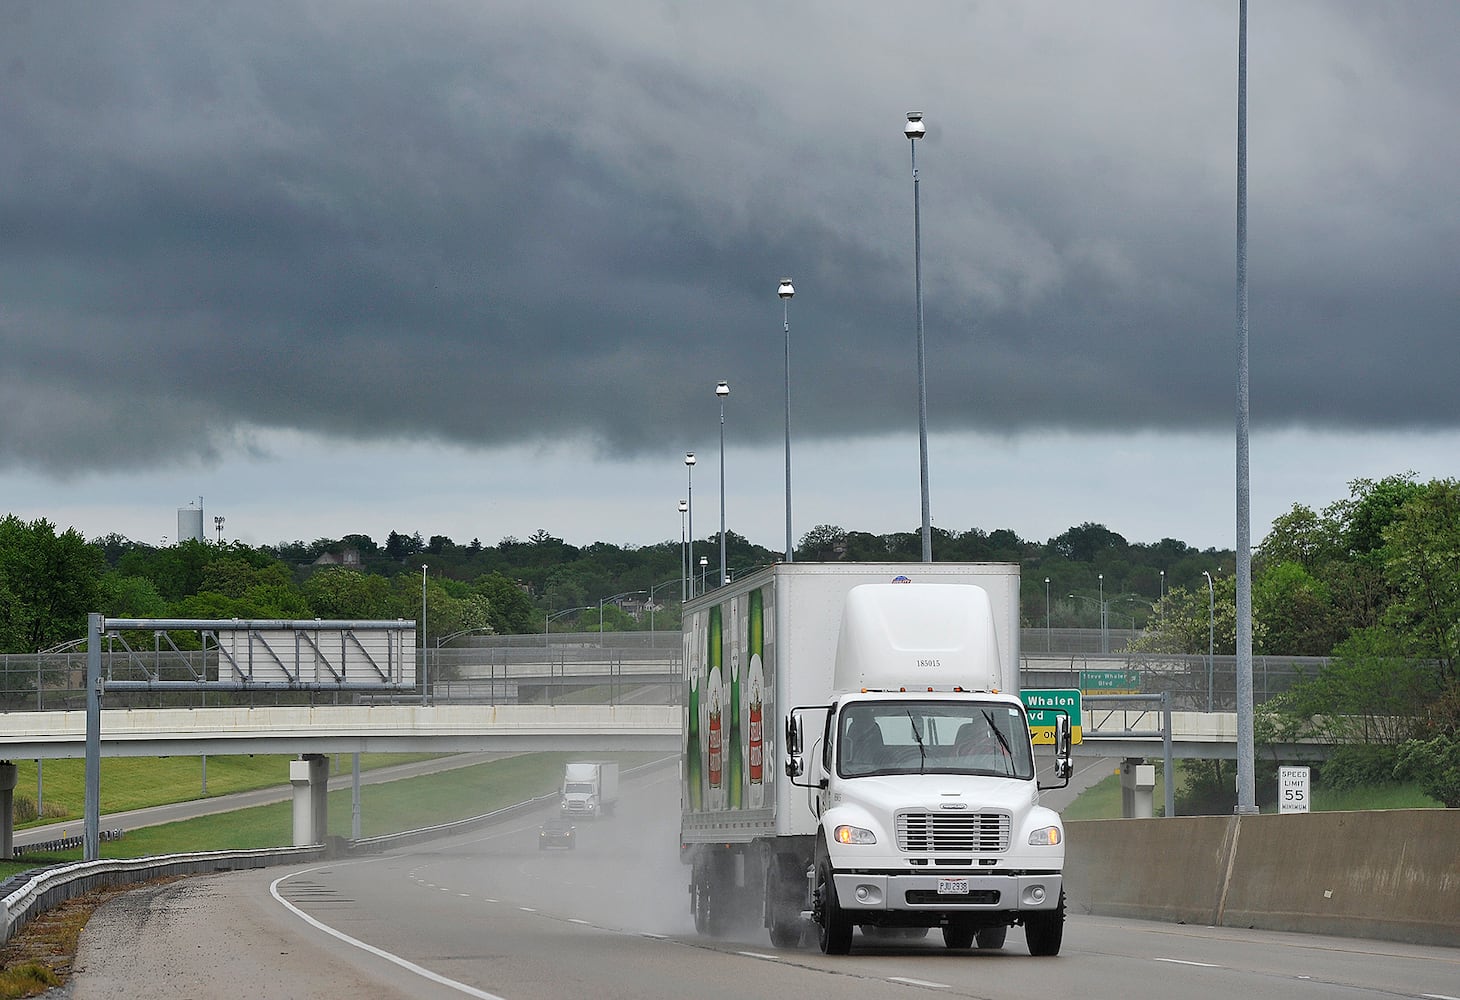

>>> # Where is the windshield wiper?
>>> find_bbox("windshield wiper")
[906,710,927,774]
[982,710,1013,773]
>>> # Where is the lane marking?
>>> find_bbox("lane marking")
[1155,958,1221,968]
[1421,995,1460,1000]
[272,866,508,1000]
[736,951,780,961]
[888,976,950,989]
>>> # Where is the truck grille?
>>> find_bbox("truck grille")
[896,811,1010,853]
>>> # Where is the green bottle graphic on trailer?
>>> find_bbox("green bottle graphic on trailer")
[748,588,764,791]
[707,606,723,803]
[728,600,743,810]
[686,651,703,812]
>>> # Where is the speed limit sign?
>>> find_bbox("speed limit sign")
[1279,765,1310,814]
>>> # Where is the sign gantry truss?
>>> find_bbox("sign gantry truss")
[95,618,418,691]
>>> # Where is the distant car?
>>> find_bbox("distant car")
[539,818,576,850]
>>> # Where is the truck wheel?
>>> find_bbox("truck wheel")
[975,925,1007,949]
[692,865,712,934]
[814,861,852,955]
[942,923,975,949]
[768,916,802,949]
[1024,890,1065,956]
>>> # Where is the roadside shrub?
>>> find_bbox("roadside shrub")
[1318,744,1402,790]
[1394,734,1460,808]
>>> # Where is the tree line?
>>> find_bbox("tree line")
[2,473,1456,802]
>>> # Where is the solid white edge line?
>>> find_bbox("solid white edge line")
[1421,995,1460,1000]
[888,976,950,989]
[1155,958,1221,968]
[271,866,508,1000]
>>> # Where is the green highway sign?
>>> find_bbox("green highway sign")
[1020,688,1082,744]
[1080,669,1141,694]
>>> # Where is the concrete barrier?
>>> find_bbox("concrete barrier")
[1065,810,1460,948]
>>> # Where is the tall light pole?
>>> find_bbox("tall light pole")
[905,111,932,563]
[679,499,689,602]
[779,277,795,562]
[1203,569,1216,714]
[420,564,428,705]
[1098,573,1107,655]
[1044,577,1051,652]
[716,380,730,588]
[700,555,708,596]
[685,452,696,598]
[1159,569,1166,620]
[1233,0,1257,817]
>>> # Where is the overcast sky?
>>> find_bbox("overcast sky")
[2,2,1457,556]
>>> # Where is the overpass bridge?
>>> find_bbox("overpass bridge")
[0,628,1332,856]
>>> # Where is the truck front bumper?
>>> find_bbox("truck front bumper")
[831,872,1062,912]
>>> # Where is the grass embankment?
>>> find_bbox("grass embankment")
[7,753,440,825]
[1061,764,1441,820]
[1,751,663,874]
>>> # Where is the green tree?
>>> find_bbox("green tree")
[1253,561,1341,655]
[0,516,105,652]
[303,567,393,619]
[1379,478,1460,685]
[475,572,539,634]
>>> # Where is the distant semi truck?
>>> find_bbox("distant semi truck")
[560,760,620,818]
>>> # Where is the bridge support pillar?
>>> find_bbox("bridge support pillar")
[1121,759,1155,819]
[0,761,16,859]
[290,755,329,846]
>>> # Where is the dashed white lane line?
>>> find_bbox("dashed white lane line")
[888,976,950,989]
[272,866,507,1000]
[1155,958,1221,968]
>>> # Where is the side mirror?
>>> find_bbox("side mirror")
[1054,714,1073,781]
[785,712,807,780]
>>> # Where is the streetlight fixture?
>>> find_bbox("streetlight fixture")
[685,452,697,598]
[1203,570,1216,713]
[779,276,795,562]
[699,555,709,596]
[716,380,730,589]
[545,605,595,646]
[599,590,648,647]
[1067,592,1109,656]
[679,499,689,602]
[905,111,932,563]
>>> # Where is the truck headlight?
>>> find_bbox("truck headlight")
[834,824,877,846]
[1028,826,1062,846]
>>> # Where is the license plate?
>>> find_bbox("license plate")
[937,878,970,895]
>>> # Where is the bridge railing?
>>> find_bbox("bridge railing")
[2,630,1327,714]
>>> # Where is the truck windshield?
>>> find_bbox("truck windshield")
[838,700,1034,780]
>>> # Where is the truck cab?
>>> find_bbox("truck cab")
[791,689,1069,953]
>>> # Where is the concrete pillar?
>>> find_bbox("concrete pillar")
[290,755,330,846]
[0,761,17,860]
[309,754,328,842]
[1120,759,1156,819]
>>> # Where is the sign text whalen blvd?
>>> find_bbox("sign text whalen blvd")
[1020,688,1083,745]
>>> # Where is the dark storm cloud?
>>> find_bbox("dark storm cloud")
[1,1,1456,474]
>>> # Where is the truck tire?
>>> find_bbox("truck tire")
[942,923,975,949]
[814,860,852,955]
[975,925,1007,949]
[1024,890,1065,957]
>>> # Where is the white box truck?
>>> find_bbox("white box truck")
[679,563,1072,955]
[561,760,620,818]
